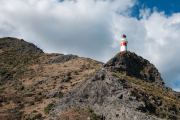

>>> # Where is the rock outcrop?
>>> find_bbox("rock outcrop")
[104,52,164,86]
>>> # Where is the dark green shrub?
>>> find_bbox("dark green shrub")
[44,103,55,114]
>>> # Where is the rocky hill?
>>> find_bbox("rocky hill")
[0,37,102,120]
[50,52,180,120]
[0,37,179,120]
[104,52,164,86]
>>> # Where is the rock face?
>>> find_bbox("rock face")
[50,52,180,120]
[52,69,160,120]
[104,52,164,86]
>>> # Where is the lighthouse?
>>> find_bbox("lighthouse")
[120,34,128,52]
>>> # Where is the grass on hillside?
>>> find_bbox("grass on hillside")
[0,50,41,82]
[112,72,180,119]
[58,107,103,120]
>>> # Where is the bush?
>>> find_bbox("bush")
[44,103,55,114]
[54,91,63,98]
[88,108,103,120]
[23,111,43,120]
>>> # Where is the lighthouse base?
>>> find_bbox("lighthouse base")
[120,46,127,52]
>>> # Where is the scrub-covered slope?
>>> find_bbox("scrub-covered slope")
[0,37,179,120]
[0,37,102,120]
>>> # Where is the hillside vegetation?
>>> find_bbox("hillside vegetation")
[0,37,179,120]
[0,37,102,120]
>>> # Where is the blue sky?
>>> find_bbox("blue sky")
[131,0,180,90]
[0,0,180,91]
[132,0,180,18]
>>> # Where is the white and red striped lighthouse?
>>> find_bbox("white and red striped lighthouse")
[120,34,128,52]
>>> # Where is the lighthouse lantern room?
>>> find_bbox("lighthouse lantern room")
[120,34,128,52]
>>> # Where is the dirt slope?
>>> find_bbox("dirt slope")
[0,37,102,120]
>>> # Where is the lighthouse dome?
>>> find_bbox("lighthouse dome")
[122,34,126,38]
[121,34,127,42]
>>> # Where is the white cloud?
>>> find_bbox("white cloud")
[0,0,180,91]
[174,88,180,92]
[0,0,135,61]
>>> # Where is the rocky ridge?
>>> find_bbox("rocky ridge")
[50,52,180,120]
[0,37,179,120]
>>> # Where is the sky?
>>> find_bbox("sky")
[0,0,180,91]
[132,0,180,18]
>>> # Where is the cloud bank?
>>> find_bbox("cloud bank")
[0,0,135,60]
[0,0,180,91]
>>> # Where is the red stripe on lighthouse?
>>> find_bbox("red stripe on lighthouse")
[121,42,127,46]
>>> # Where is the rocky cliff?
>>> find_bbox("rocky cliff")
[0,37,179,120]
